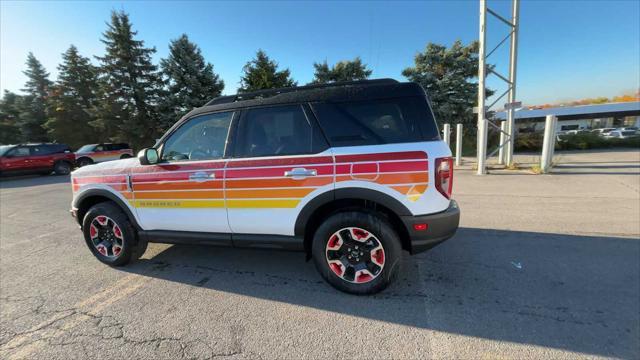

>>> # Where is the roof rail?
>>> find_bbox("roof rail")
[204,78,398,106]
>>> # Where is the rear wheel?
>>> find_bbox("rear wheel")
[53,161,71,175]
[77,157,93,167]
[120,154,132,159]
[312,211,402,295]
[82,202,146,266]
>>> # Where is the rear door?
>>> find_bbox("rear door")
[226,104,332,238]
[130,111,234,233]
[29,145,54,170]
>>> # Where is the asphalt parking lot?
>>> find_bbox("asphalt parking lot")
[1,149,639,359]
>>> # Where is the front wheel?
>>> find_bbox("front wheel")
[53,161,71,175]
[82,202,146,266]
[312,211,402,295]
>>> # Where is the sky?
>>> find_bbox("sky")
[1,0,639,107]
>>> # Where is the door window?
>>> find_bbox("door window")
[161,111,234,162]
[236,105,324,157]
[8,147,30,157]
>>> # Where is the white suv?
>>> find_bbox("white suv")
[70,79,460,294]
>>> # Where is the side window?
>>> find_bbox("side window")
[32,146,46,156]
[237,105,324,158]
[311,97,437,147]
[94,145,105,152]
[9,147,30,157]
[161,111,233,162]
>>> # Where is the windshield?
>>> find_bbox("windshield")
[76,144,97,153]
[0,145,15,156]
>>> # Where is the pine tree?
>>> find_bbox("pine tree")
[238,50,296,92]
[19,52,52,142]
[311,57,372,84]
[0,91,24,144]
[94,10,161,149]
[402,40,492,128]
[158,34,224,132]
[45,45,100,149]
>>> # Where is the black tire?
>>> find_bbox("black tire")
[53,161,71,175]
[82,202,146,266]
[77,157,93,167]
[312,211,402,295]
[120,154,132,159]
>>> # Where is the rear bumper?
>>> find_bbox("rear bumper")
[401,200,460,254]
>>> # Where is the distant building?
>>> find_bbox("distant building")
[495,101,640,132]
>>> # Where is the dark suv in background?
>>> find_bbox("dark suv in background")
[0,143,75,176]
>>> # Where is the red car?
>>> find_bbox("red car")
[0,143,75,176]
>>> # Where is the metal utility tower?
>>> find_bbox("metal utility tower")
[476,0,520,175]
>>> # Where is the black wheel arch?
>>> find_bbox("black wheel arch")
[74,189,141,230]
[295,188,412,255]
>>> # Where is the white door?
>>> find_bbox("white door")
[130,111,234,233]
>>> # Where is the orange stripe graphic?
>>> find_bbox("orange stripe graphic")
[134,190,223,199]
[226,188,315,199]
[133,181,223,191]
[226,177,333,189]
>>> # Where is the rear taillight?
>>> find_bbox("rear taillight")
[435,157,453,199]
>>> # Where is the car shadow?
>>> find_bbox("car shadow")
[121,227,639,358]
[0,174,70,189]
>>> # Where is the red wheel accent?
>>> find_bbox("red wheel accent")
[113,245,122,256]
[371,248,385,266]
[351,228,369,241]
[96,244,108,256]
[113,224,123,240]
[329,262,344,276]
[355,272,373,283]
[89,224,98,239]
[96,216,108,226]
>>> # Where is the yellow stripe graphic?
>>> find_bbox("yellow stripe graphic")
[226,199,300,208]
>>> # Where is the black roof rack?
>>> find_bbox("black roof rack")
[205,78,398,106]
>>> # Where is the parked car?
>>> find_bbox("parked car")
[69,79,460,294]
[616,127,639,134]
[591,128,616,136]
[0,143,75,176]
[604,130,638,139]
[565,129,590,135]
[75,143,133,167]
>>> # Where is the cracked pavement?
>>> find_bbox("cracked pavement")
[1,149,639,359]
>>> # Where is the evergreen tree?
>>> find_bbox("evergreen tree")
[19,52,52,142]
[158,34,224,132]
[238,50,296,92]
[402,40,492,128]
[0,91,24,144]
[94,10,161,149]
[45,45,100,149]
[311,57,372,84]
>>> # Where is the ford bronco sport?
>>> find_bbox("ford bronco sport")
[1,143,75,176]
[75,143,133,167]
[70,79,459,294]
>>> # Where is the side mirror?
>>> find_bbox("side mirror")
[138,148,159,165]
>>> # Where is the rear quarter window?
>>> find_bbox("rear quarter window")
[310,96,439,147]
